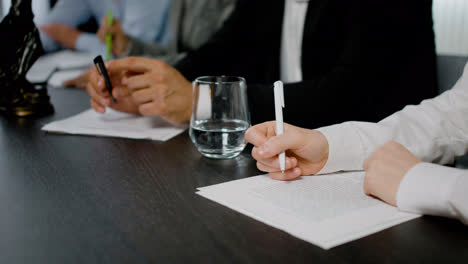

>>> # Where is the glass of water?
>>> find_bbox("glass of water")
[189,76,250,159]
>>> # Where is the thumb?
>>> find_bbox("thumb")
[105,22,120,35]
[113,19,122,28]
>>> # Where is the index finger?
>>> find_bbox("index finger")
[107,57,161,73]
[97,23,108,41]
[245,121,276,146]
[89,67,109,95]
[257,124,308,159]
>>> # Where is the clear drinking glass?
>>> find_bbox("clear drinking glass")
[189,76,250,159]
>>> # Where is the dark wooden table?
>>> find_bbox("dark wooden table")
[1,88,467,264]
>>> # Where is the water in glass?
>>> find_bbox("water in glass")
[189,76,250,159]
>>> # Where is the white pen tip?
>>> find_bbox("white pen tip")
[281,170,285,174]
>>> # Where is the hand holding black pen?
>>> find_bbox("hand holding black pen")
[93,55,117,103]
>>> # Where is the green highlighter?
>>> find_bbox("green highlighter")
[105,10,114,61]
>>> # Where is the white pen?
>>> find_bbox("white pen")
[274,81,285,174]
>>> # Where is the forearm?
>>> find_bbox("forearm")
[39,31,61,53]
[40,0,91,27]
[318,64,468,173]
[356,74,468,165]
[39,0,92,52]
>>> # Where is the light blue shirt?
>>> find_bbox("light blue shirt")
[39,0,171,55]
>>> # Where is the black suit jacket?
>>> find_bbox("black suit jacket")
[175,0,437,129]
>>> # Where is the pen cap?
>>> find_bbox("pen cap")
[273,81,285,136]
[274,81,285,108]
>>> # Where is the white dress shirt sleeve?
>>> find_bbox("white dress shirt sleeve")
[397,162,468,224]
[316,63,468,224]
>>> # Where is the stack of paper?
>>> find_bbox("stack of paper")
[27,50,95,85]
[47,69,86,88]
[197,172,420,249]
[42,109,186,142]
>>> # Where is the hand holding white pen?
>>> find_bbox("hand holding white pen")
[274,81,286,173]
[245,81,330,181]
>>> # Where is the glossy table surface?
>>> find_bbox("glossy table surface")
[1,88,467,264]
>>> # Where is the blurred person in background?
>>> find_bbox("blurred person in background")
[39,0,172,56]
[42,0,235,88]
[86,0,438,129]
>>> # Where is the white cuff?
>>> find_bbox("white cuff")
[316,123,366,174]
[397,162,460,218]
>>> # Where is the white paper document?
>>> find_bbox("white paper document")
[197,172,420,250]
[48,69,86,88]
[42,109,186,142]
[27,51,95,83]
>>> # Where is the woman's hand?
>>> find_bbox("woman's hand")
[245,122,329,181]
[363,141,422,206]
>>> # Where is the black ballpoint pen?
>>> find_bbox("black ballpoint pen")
[93,55,117,103]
